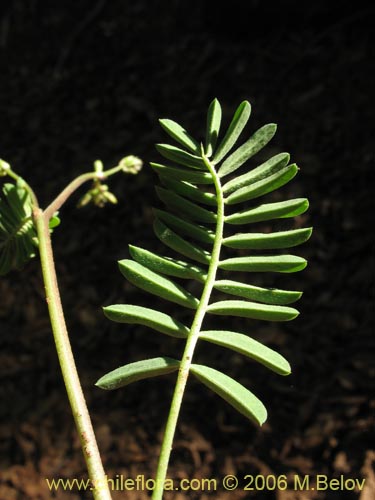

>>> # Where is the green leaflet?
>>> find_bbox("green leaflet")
[119,259,199,309]
[218,124,277,178]
[155,209,215,245]
[159,119,200,154]
[156,187,217,223]
[213,101,251,164]
[96,357,180,390]
[214,279,302,305]
[219,255,307,273]
[103,304,189,338]
[225,198,309,225]
[156,144,206,170]
[190,364,267,425]
[223,227,313,249]
[223,152,290,195]
[199,331,290,375]
[154,219,210,264]
[129,245,206,282]
[207,300,299,321]
[162,178,217,206]
[49,213,61,229]
[226,164,299,205]
[150,163,214,184]
[205,98,222,157]
[154,219,211,265]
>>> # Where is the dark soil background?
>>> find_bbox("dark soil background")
[0,1,374,499]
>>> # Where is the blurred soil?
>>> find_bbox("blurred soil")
[0,2,373,499]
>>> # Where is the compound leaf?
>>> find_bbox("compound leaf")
[101,99,311,431]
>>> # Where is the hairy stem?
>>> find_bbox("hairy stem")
[152,154,224,500]
[34,209,111,500]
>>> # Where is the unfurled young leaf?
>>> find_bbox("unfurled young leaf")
[0,182,60,275]
[100,100,311,439]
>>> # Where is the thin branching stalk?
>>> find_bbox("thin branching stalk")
[44,164,125,220]
[152,153,224,500]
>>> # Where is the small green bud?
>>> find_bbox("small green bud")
[103,191,118,205]
[94,160,104,175]
[0,159,11,176]
[77,191,93,208]
[118,155,143,174]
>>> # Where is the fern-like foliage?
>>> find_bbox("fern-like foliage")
[97,99,312,425]
[0,181,59,276]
